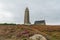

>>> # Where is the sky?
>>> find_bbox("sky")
[0,0,60,25]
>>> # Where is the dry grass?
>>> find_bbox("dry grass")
[0,25,60,40]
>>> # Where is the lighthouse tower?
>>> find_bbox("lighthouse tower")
[24,7,31,25]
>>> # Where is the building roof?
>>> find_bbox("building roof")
[34,20,46,24]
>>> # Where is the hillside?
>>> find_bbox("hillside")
[0,25,60,40]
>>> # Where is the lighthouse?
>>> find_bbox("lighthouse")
[24,7,31,25]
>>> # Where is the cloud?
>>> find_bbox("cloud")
[0,2,6,9]
[0,9,15,23]
[0,2,15,23]
[0,0,60,25]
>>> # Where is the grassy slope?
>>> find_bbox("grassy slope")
[0,25,60,40]
[30,25,60,40]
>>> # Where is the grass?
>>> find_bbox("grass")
[0,25,60,40]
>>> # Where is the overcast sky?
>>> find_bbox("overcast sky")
[0,0,60,25]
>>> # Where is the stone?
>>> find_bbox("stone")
[29,34,47,40]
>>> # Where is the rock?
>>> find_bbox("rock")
[29,34,47,40]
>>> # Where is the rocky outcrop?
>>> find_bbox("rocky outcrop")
[29,34,47,40]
